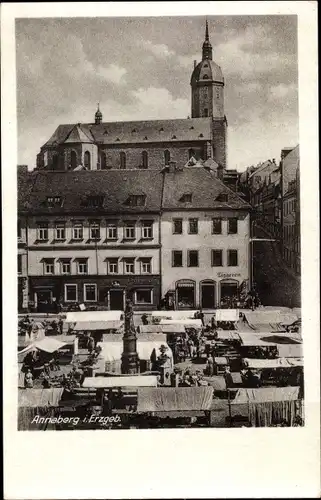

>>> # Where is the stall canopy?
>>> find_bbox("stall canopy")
[151,311,198,320]
[277,344,303,358]
[65,310,123,323]
[73,320,122,331]
[97,338,173,363]
[159,319,202,328]
[136,386,214,413]
[139,324,186,334]
[243,357,303,369]
[215,309,239,322]
[18,337,67,355]
[82,375,158,388]
[231,386,300,404]
[18,388,64,407]
[216,331,240,342]
[243,310,298,332]
[238,332,277,347]
[231,386,303,427]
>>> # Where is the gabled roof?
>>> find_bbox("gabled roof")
[42,118,212,147]
[162,167,250,211]
[63,124,94,144]
[20,170,164,214]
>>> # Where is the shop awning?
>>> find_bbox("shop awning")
[18,388,64,407]
[238,332,277,347]
[136,386,214,413]
[243,357,303,369]
[65,310,124,323]
[231,386,300,404]
[73,320,122,331]
[82,375,158,388]
[215,309,239,322]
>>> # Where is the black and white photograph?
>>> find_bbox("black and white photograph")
[15,13,306,431]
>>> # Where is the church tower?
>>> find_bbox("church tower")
[190,21,227,168]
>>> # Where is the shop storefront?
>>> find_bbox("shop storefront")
[175,280,196,309]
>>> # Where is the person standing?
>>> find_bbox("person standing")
[58,316,64,335]
[24,369,34,388]
[141,313,148,325]
[207,354,214,376]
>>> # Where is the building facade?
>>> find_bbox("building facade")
[161,165,251,308]
[19,170,163,312]
[35,23,228,173]
[281,145,300,275]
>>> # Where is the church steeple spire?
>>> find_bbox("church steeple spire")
[95,102,103,124]
[202,19,212,60]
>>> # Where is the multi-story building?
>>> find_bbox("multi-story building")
[18,170,163,312]
[35,23,228,173]
[281,145,300,274]
[17,167,30,311]
[161,164,251,308]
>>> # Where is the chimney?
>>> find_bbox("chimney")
[194,60,197,69]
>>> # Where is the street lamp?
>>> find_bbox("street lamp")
[121,299,139,374]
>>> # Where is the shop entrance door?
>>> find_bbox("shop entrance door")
[109,289,124,310]
[36,289,53,313]
[201,282,216,309]
[220,282,238,307]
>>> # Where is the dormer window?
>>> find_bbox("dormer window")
[46,196,63,207]
[132,128,137,133]
[203,74,209,79]
[86,195,104,208]
[172,135,177,139]
[199,133,204,137]
[143,136,148,140]
[116,137,120,141]
[126,194,146,207]
[189,126,194,130]
[103,130,108,135]
[159,127,164,132]
[216,193,229,202]
[180,193,192,203]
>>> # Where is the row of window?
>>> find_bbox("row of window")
[283,224,296,245]
[172,249,239,268]
[34,217,239,241]
[64,283,153,304]
[173,217,238,235]
[39,257,153,276]
[54,148,201,170]
[36,220,154,242]
[284,198,296,216]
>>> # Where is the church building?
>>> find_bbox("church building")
[36,22,227,172]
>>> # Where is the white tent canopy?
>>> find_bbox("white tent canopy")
[97,340,173,363]
[151,311,198,320]
[65,310,124,323]
[82,376,158,388]
[215,309,239,322]
[18,337,67,355]
[159,318,202,328]
[243,357,303,369]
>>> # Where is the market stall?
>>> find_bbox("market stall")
[242,310,297,333]
[230,386,303,427]
[18,387,64,430]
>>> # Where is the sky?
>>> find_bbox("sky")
[16,15,298,171]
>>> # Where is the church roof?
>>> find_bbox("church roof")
[191,59,224,85]
[162,167,250,211]
[63,124,95,144]
[42,118,212,147]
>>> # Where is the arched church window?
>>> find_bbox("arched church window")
[101,152,107,170]
[84,151,91,170]
[52,153,58,170]
[120,152,126,169]
[164,150,170,165]
[188,149,195,159]
[142,151,148,169]
[70,150,77,170]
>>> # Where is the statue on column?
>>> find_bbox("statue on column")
[121,299,139,374]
